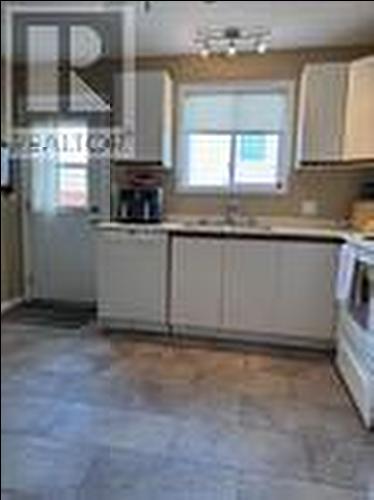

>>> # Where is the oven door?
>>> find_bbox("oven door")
[349,260,372,330]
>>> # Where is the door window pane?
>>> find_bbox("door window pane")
[58,166,88,209]
[58,127,89,164]
[57,125,89,209]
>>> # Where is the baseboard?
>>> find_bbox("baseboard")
[1,297,23,316]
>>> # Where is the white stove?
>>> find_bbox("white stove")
[336,237,374,429]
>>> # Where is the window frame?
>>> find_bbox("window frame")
[176,81,296,195]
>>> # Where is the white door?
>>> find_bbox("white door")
[24,121,110,303]
[223,239,279,335]
[171,237,223,329]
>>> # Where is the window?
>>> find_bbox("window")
[57,126,89,209]
[57,126,89,165]
[58,165,88,209]
[177,83,295,193]
[31,123,89,213]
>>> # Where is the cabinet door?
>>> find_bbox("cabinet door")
[297,63,349,164]
[171,237,223,329]
[223,239,279,334]
[97,231,167,323]
[344,57,374,161]
[135,71,172,165]
[276,242,338,339]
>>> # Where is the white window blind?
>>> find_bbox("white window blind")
[178,83,295,193]
[183,93,287,132]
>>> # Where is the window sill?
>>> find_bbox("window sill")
[174,183,288,196]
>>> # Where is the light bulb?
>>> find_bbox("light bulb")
[227,41,237,57]
[256,38,267,54]
[200,43,211,58]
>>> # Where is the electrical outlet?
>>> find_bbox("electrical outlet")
[301,200,318,217]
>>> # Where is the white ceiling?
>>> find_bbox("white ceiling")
[2,1,374,58]
[135,1,374,55]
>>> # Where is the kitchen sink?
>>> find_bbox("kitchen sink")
[182,217,270,229]
[173,216,352,235]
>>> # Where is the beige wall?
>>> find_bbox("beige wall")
[138,47,374,219]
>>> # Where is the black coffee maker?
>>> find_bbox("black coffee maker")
[114,162,165,223]
[117,187,163,223]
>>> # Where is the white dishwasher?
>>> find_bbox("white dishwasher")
[97,225,168,331]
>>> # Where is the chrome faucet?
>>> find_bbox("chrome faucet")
[225,195,241,225]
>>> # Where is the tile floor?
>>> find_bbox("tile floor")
[1,312,373,499]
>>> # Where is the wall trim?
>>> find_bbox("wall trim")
[1,297,23,316]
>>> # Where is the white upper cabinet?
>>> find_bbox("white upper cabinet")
[297,63,349,164]
[344,56,374,161]
[134,70,173,167]
[297,57,374,166]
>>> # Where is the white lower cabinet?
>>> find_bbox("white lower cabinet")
[223,240,279,334]
[98,232,338,344]
[170,236,339,344]
[97,230,168,325]
[275,242,338,339]
[171,237,223,329]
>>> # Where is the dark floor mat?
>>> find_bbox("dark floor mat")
[2,301,96,329]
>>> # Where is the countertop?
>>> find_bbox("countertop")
[97,218,374,244]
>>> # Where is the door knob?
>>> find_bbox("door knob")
[90,205,100,214]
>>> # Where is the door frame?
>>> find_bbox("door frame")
[21,156,34,301]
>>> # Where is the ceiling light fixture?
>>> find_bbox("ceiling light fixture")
[195,26,271,57]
